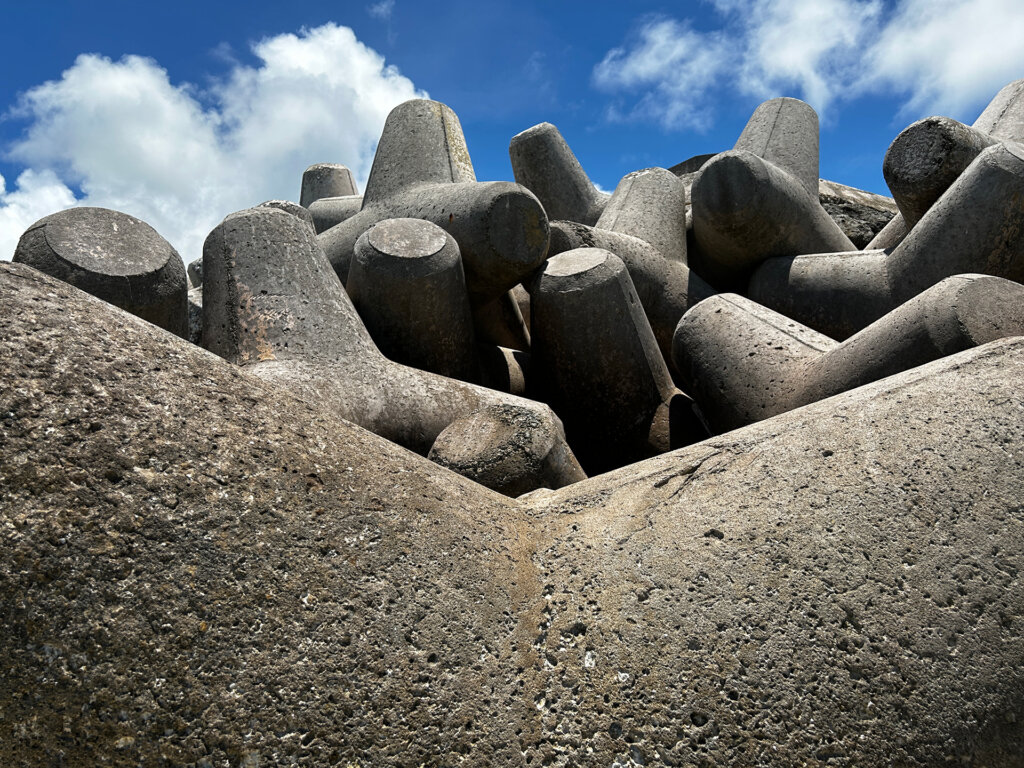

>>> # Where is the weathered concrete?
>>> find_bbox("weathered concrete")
[307,194,364,233]
[734,97,820,197]
[547,221,716,371]
[3,260,1024,765]
[509,122,609,225]
[256,199,315,229]
[428,403,586,497]
[674,275,1024,432]
[472,290,531,352]
[596,167,688,264]
[530,248,700,473]
[299,162,358,207]
[186,285,202,346]
[202,206,555,455]
[318,100,549,303]
[186,256,202,288]
[690,150,856,288]
[347,218,478,382]
[751,142,1024,338]
[972,78,1024,141]
[12,206,187,338]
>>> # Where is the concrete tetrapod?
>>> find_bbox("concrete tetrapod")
[428,403,586,497]
[202,206,561,456]
[674,274,1024,433]
[299,162,357,207]
[319,99,549,304]
[547,221,716,370]
[751,142,1024,339]
[875,78,1024,248]
[13,206,187,338]
[733,96,820,197]
[256,199,315,229]
[308,194,365,234]
[596,167,688,264]
[347,218,478,383]
[3,260,1024,765]
[508,121,610,226]
[530,248,704,474]
[690,149,856,288]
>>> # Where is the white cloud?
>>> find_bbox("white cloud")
[0,170,78,260]
[368,0,395,21]
[593,18,729,129]
[593,0,1024,129]
[1,23,425,264]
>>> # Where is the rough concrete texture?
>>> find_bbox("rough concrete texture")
[733,97,820,197]
[817,179,898,248]
[186,256,202,288]
[972,78,1024,142]
[509,122,609,225]
[186,285,202,346]
[691,150,856,288]
[428,403,586,497]
[547,221,716,371]
[3,260,1024,766]
[318,100,548,303]
[307,194,364,233]
[348,218,478,382]
[472,290,531,352]
[596,167,688,264]
[883,117,999,227]
[202,206,556,455]
[12,206,188,338]
[865,209,909,250]
[674,275,1024,433]
[257,199,315,229]
[299,162,358,208]
[529,248,698,473]
[751,142,1024,338]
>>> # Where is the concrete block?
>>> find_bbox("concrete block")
[530,248,702,473]
[318,100,548,304]
[202,206,557,455]
[428,403,586,496]
[13,206,187,338]
[347,218,478,382]
[751,142,1024,338]
[691,150,855,288]
[186,257,202,288]
[509,122,609,225]
[300,162,358,208]
[734,97,820,197]
[972,78,1024,141]
[471,290,530,352]
[676,275,1024,432]
[256,199,315,229]
[308,194,364,233]
[596,167,688,264]
[187,285,202,346]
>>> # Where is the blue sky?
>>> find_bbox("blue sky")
[2,0,1024,264]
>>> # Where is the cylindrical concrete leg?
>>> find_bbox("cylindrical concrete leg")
[883,117,998,227]
[671,293,837,434]
[509,122,608,225]
[889,142,1024,303]
[477,345,529,396]
[597,167,688,264]
[691,150,855,288]
[734,97,820,197]
[799,274,1024,405]
[428,403,586,497]
[13,206,188,338]
[471,290,530,352]
[300,163,358,208]
[530,248,679,473]
[309,195,364,233]
[748,249,894,340]
[257,199,316,229]
[348,218,478,382]
[865,211,909,251]
[973,78,1024,141]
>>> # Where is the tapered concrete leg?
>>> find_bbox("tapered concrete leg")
[300,163,358,208]
[734,97,820,197]
[257,200,315,229]
[865,211,908,250]
[973,78,1024,141]
[13,206,187,338]
[347,218,478,382]
[509,122,609,225]
[597,167,688,264]
[428,403,586,497]
[471,290,530,352]
[530,248,692,473]
[308,195,364,233]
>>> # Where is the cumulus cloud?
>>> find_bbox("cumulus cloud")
[594,0,1024,129]
[1,23,425,263]
[593,18,729,129]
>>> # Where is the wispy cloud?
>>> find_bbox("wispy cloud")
[593,0,1024,129]
[367,0,395,21]
[1,23,425,263]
